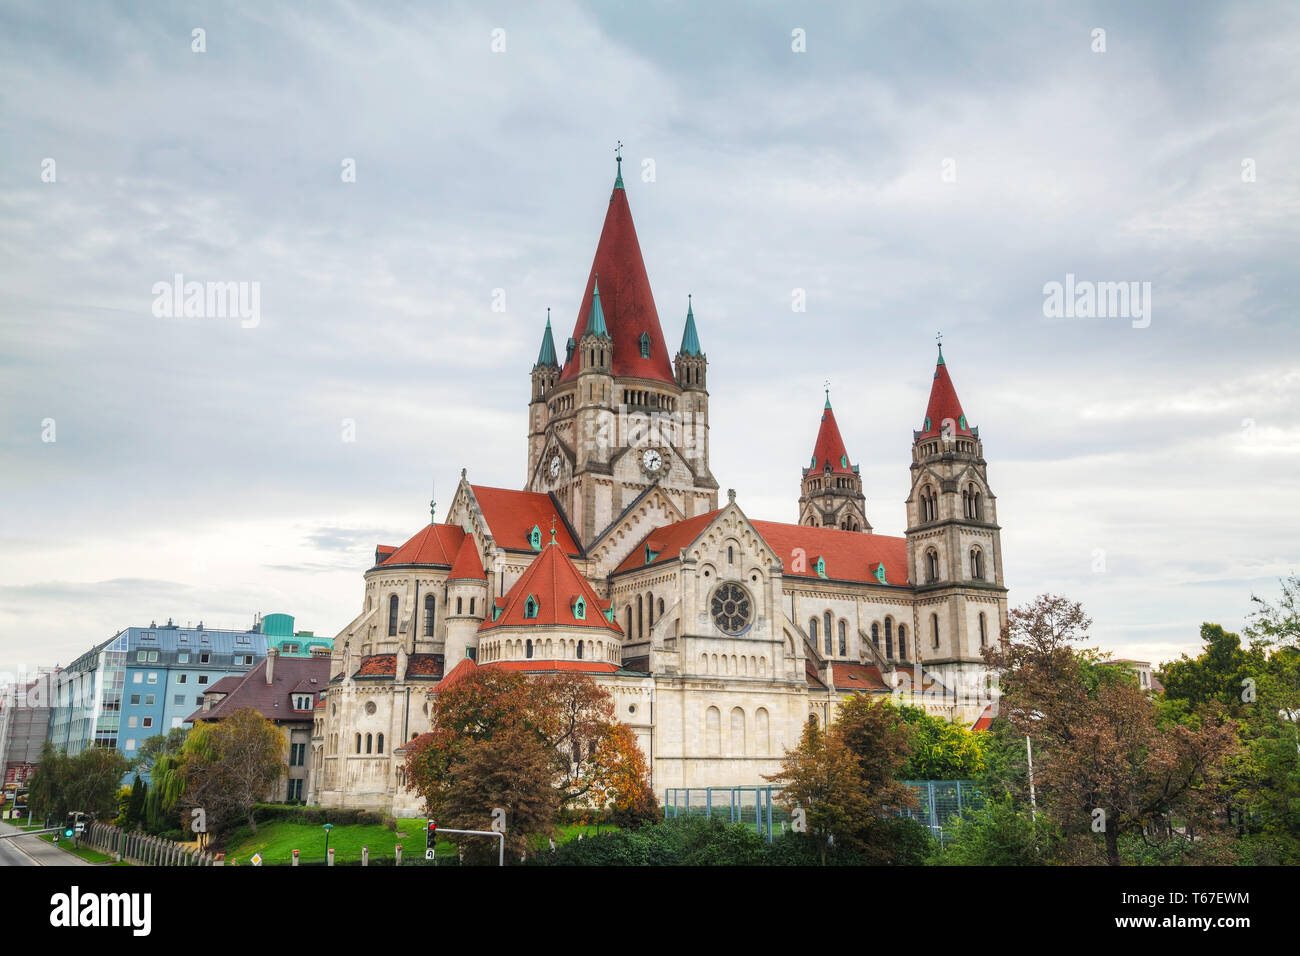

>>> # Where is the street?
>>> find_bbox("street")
[0,819,92,867]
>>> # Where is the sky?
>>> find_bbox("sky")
[1,0,1297,678]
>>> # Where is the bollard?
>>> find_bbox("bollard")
[327,847,335,867]
[395,843,402,866]
[361,846,368,867]
[292,848,299,867]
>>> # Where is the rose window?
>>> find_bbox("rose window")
[710,583,753,636]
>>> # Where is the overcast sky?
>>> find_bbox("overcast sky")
[2,0,1297,677]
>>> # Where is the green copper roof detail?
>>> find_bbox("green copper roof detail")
[679,294,702,356]
[585,276,609,338]
[874,563,888,585]
[825,388,832,411]
[614,141,624,190]
[528,524,542,551]
[815,556,828,579]
[937,342,945,366]
[535,309,558,367]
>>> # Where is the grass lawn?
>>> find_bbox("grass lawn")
[222,817,617,865]
[50,838,115,865]
[223,817,454,865]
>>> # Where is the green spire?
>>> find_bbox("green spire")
[679,294,702,356]
[824,388,832,410]
[936,334,946,366]
[614,141,624,190]
[585,276,608,338]
[937,343,945,366]
[535,308,558,367]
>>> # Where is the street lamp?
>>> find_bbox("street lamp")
[322,822,334,863]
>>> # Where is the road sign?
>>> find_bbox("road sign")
[425,848,434,860]
[251,852,263,866]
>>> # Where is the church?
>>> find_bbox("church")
[311,155,1007,814]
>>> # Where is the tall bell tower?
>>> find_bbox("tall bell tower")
[904,342,1007,699]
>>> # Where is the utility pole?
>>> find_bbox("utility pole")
[1025,736,1037,822]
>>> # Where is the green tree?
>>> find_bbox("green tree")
[125,774,147,829]
[898,705,987,779]
[62,747,130,820]
[179,709,286,836]
[27,742,69,822]
[936,794,1046,866]
[133,727,188,776]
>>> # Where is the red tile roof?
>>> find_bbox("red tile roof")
[749,521,909,586]
[917,350,973,440]
[832,662,890,693]
[612,510,722,574]
[971,704,996,732]
[479,543,621,634]
[806,402,855,476]
[204,675,243,697]
[432,657,478,693]
[447,534,487,581]
[470,485,581,555]
[353,653,444,680]
[378,523,466,567]
[556,184,676,386]
[187,655,330,724]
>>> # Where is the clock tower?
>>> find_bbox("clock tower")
[525,153,718,546]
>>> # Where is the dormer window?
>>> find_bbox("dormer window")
[524,595,539,619]
[492,605,503,622]
[924,417,931,432]
[815,556,827,579]
[528,525,542,551]
[874,563,887,585]
[644,545,660,564]
[572,596,587,620]
[638,331,651,358]
[959,414,967,430]
[840,455,847,468]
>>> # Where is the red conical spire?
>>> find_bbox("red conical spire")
[805,391,856,476]
[918,343,973,439]
[558,171,675,385]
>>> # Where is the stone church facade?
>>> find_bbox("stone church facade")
[312,158,1007,814]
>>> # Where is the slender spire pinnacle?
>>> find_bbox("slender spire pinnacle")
[679,293,702,356]
[585,275,609,338]
[614,141,624,190]
[549,514,558,546]
[429,477,437,524]
[535,308,558,367]
[936,331,945,367]
[824,380,832,410]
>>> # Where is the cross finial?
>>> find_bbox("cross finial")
[429,477,437,523]
[614,142,625,188]
[549,514,558,546]
[936,331,943,347]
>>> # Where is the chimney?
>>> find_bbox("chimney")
[266,647,278,685]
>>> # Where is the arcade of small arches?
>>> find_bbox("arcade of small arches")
[478,635,620,664]
[699,652,768,677]
[622,590,667,641]
[702,704,772,756]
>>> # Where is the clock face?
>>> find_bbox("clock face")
[642,449,663,473]
[549,455,561,478]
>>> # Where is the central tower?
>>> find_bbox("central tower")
[526,152,718,545]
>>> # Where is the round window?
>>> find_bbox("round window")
[364,700,377,716]
[710,582,754,636]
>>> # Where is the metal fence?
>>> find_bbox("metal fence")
[664,781,982,844]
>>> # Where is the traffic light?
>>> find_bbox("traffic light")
[425,820,437,853]
[64,813,75,839]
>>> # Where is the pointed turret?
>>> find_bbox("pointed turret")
[585,278,609,339]
[535,310,558,368]
[674,294,708,392]
[917,343,974,440]
[798,390,869,532]
[558,156,675,385]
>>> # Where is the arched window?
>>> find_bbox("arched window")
[755,707,770,755]
[637,595,643,638]
[970,547,984,579]
[974,491,982,519]
[388,594,399,636]
[823,612,833,654]
[885,617,894,659]
[526,638,533,659]
[931,613,940,649]
[469,597,475,616]
[962,487,970,517]
[646,592,654,627]
[626,606,633,635]
[730,707,746,756]
[872,622,880,648]
[576,640,583,660]
[424,594,436,637]
[705,706,721,755]
[838,619,847,656]
[657,597,664,616]
[979,612,988,647]
[809,617,819,643]
[456,596,463,615]
[355,733,361,754]
[898,625,907,659]
[926,550,939,583]
[728,546,735,564]
[365,733,372,754]
[377,733,384,754]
